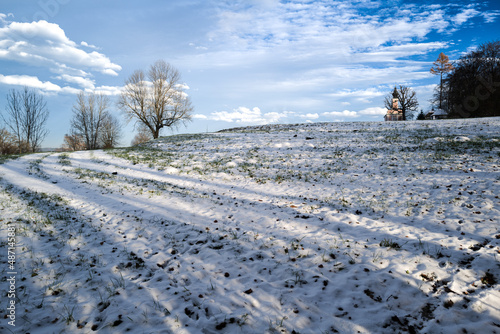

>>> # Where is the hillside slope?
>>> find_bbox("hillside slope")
[1,118,499,334]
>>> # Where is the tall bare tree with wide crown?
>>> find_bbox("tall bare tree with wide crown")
[118,60,193,139]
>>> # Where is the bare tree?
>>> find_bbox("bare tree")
[99,113,122,149]
[2,87,49,153]
[384,85,419,120]
[118,60,193,139]
[70,91,110,150]
[62,130,86,151]
[131,124,153,146]
[3,90,23,153]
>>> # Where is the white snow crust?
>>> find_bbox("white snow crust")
[0,118,499,333]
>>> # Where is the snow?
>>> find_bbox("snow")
[1,118,499,334]
[454,136,471,142]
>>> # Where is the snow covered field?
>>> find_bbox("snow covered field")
[1,118,499,334]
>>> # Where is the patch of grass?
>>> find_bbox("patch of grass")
[0,153,23,164]
[27,157,49,179]
[379,238,401,250]
[58,153,71,166]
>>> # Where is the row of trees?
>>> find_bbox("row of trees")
[63,60,193,151]
[431,40,500,118]
[382,40,499,121]
[64,60,193,151]
[1,60,194,154]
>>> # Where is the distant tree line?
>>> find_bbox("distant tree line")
[1,60,192,154]
[435,40,500,118]
[63,59,192,151]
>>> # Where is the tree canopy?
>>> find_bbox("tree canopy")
[446,40,500,118]
[118,60,193,139]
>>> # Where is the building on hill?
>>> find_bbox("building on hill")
[384,87,403,121]
[425,108,448,120]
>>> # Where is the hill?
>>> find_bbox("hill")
[1,118,499,333]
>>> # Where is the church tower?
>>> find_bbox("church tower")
[392,87,399,110]
[384,87,403,121]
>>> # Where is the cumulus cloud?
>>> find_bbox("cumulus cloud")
[80,41,99,49]
[206,107,292,124]
[0,20,122,75]
[0,73,122,95]
[0,73,82,94]
[55,74,95,90]
[322,107,387,119]
[93,85,122,96]
[322,110,359,118]
[0,74,61,92]
[192,114,208,119]
[299,113,319,120]
[359,107,387,116]
[0,17,121,93]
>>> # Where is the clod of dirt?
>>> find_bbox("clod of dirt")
[364,289,382,302]
[420,303,436,321]
[481,272,497,287]
[215,321,227,330]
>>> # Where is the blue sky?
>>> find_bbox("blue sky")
[0,0,499,148]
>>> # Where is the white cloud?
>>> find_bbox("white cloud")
[101,68,120,76]
[322,110,359,118]
[359,107,387,116]
[299,113,319,120]
[176,83,190,90]
[453,8,480,25]
[192,114,208,119]
[81,41,99,49]
[93,85,122,96]
[175,1,498,120]
[329,87,386,103]
[207,106,291,124]
[204,1,480,65]
[0,19,121,79]
[482,11,500,24]
[56,74,95,89]
[356,42,446,63]
[322,107,386,118]
[0,73,61,92]
[0,73,122,96]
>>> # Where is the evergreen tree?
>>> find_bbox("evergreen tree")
[417,110,426,120]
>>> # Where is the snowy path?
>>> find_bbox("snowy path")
[1,118,499,333]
